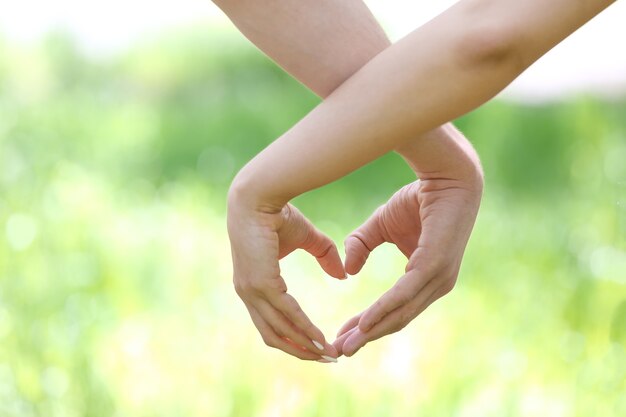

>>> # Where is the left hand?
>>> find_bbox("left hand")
[227,190,346,362]
[333,171,482,357]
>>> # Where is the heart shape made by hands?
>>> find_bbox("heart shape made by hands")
[229,177,480,360]
[289,179,479,357]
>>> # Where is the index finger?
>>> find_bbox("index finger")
[358,269,425,332]
[343,278,442,356]
[246,303,322,361]
[267,290,332,353]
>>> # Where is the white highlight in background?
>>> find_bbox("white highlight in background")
[0,0,625,101]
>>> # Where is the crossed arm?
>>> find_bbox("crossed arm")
[227,0,614,207]
[219,0,616,360]
[219,0,484,361]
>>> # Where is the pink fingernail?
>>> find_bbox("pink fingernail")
[321,355,338,363]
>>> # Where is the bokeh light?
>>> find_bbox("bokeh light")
[0,2,624,416]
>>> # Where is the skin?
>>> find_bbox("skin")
[229,201,346,360]
[222,0,617,360]
[217,0,484,361]
[231,0,617,207]
[336,126,482,357]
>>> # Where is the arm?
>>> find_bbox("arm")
[219,0,484,359]
[213,0,461,166]
[217,0,399,362]
[213,0,389,98]
[224,0,615,358]
[229,0,616,210]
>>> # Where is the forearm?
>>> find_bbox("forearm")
[396,124,483,190]
[214,0,453,171]
[213,0,389,98]
[230,0,615,210]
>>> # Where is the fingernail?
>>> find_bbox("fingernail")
[317,359,332,363]
[321,355,338,363]
[343,273,348,280]
[312,340,325,351]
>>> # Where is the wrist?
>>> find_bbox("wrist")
[227,167,288,217]
[395,123,484,192]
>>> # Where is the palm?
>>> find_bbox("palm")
[345,179,478,276]
[227,200,345,361]
[368,181,423,259]
[334,177,481,356]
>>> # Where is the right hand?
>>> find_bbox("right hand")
[333,127,484,357]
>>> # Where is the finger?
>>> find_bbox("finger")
[341,328,372,357]
[269,291,332,354]
[277,204,346,279]
[311,240,346,280]
[344,206,386,275]
[332,326,358,357]
[287,204,345,279]
[344,277,442,357]
[257,298,338,357]
[247,303,321,361]
[358,269,425,333]
[281,337,334,363]
[336,312,362,338]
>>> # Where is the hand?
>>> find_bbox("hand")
[333,135,483,357]
[227,191,346,362]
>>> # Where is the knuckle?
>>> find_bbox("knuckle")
[344,233,362,248]
[389,320,405,334]
[233,280,244,296]
[392,285,414,305]
[373,204,386,218]
[302,322,316,340]
[293,306,305,318]
[249,279,272,295]
[233,276,272,297]
[304,323,319,337]
[311,238,333,258]
[439,277,457,295]
[409,248,445,274]
[373,299,386,314]
[422,256,444,276]
[398,320,410,331]
[295,314,315,333]
[399,310,414,327]
[262,335,278,348]
[283,300,312,331]
[288,299,305,316]
[392,324,405,334]
[233,279,252,298]
[265,278,287,294]
[396,313,413,332]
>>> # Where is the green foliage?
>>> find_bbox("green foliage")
[0,27,624,416]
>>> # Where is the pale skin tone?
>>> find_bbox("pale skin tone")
[217,0,483,361]
[218,0,617,361]
[216,0,484,362]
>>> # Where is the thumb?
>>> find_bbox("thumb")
[344,206,386,275]
[300,222,347,280]
[278,204,346,279]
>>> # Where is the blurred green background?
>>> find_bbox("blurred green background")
[0,25,625,417]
